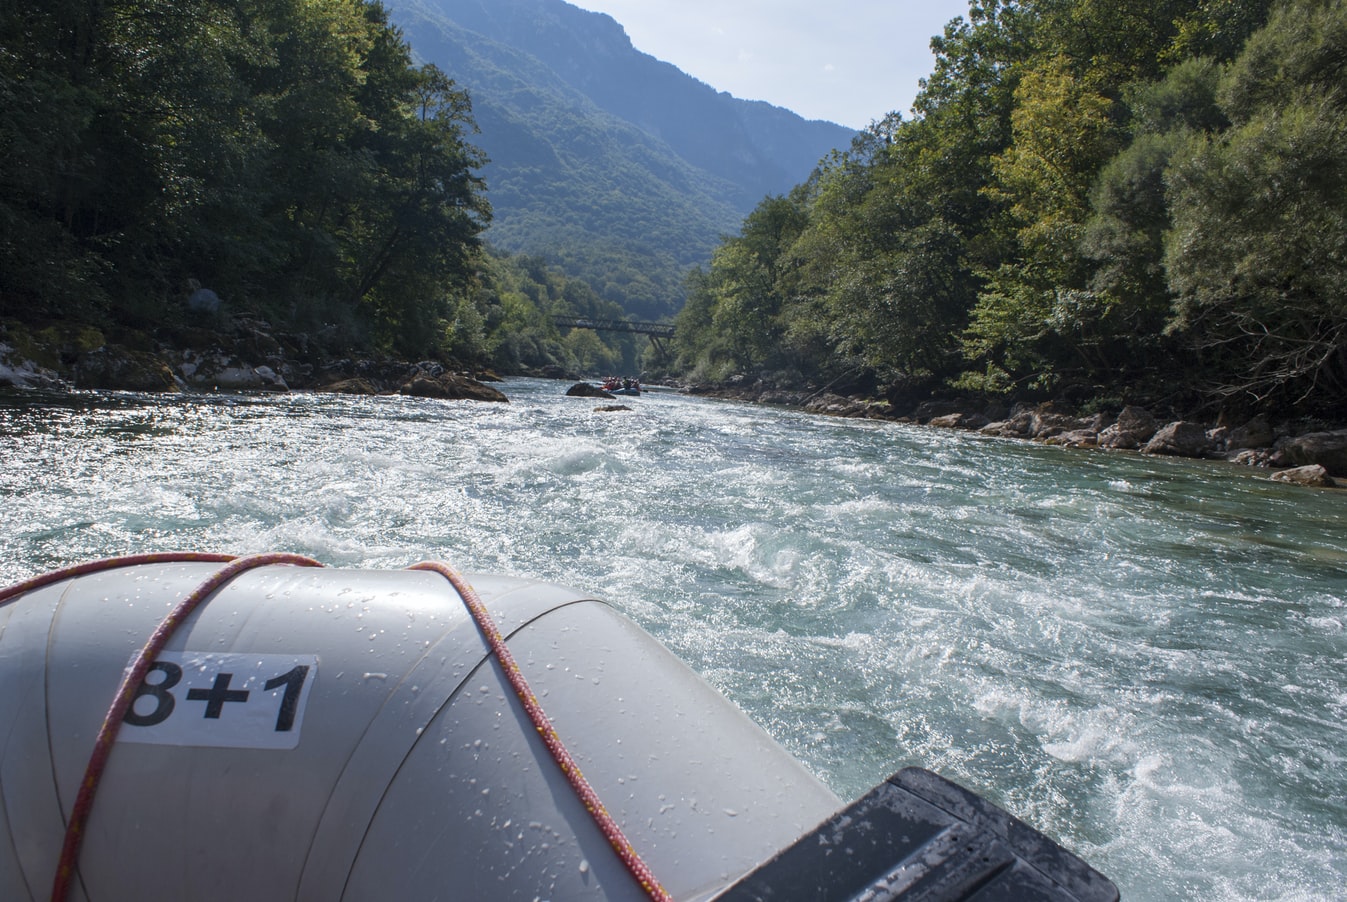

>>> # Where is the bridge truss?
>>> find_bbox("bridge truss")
[553,316,675,359]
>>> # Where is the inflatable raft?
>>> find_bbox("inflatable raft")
[0,553,1118,901]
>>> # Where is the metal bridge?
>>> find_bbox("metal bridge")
[553,316,675,357]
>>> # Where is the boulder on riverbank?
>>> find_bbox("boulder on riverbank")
[0,342,66,390]
[929,411,990,430]
[1276,430,1347,476]
[1033,409,1102,440]
[979,405,1103,443]
[73,346,180,392]
[1044,428,1101,448]
[324,377,384,395]
[1227,415,1275,451]
[804,393,862,416]
[1143,421,1213,457]
[980,410,1033,438]
[1270,464,1336,487]
[1098,406,1159,449]
[177,348,289,391]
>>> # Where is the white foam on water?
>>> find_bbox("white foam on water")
[2,380,1345,900]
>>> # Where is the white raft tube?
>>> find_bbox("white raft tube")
[0,559,841,901]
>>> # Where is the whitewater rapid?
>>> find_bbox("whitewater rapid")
[2,379,1344,899]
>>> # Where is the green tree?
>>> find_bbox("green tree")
[672,267,734,379]
[476,252,638,374]
[787,132,979,386]
[562,329,621,375]
[965,55,1126,389]
[1164,0,1347,407]
[349,57,490,357]
[672,195,807,380]
[0,0,491,364]
[670,1,1026,394]
[0,0,265,319]
[1167,0,1278,63]
[1078,59,1226,382]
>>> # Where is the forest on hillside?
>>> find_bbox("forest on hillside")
[389,0,853,323]
[8,0,1344,404]
[0,0,640,376]
[673,0,1347,420]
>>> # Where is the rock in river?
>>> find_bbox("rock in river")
[566,382,615,399]
[399,373,508,402]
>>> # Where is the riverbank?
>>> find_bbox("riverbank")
[684,380,1347,489]
[5,317,1344,489]
[0,318,509,402]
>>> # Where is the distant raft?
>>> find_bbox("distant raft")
[0,554,1118,901]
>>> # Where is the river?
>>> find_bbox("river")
[2,378,1344,899]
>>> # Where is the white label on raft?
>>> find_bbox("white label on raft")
[119,652,318,749]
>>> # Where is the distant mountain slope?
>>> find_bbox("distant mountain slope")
[386,0,856,319]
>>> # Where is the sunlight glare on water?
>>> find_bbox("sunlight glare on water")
[2,379,1345,899]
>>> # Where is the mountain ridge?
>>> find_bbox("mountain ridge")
[385,0,856,318]
[413,0,852,201]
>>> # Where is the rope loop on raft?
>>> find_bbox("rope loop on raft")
[30,553,325,902]
[1,553,671,902]
[410,561,674,902]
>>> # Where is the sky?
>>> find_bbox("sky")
[565,0,973,130]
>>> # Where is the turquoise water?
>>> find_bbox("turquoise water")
[3,378,1345,899]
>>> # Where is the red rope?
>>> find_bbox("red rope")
[3,552,326,902]
[0,552,237,608]
[409,561,673,902]
[1,554,670,902]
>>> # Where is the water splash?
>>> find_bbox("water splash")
[1,381,1344,899]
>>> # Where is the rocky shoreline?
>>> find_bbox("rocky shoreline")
[0,320,507,403]
[685,381,1347,490]
[4,320,1344,489]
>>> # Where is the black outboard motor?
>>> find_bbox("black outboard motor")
[713,767,1119,902]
